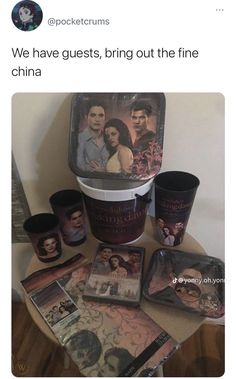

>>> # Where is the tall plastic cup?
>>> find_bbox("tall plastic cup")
[154,171,200,246]
[50,189,86,246]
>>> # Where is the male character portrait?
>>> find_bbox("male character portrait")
[98,347,134,377]
[155,218,165,244]
[93,246,113,275]
[76,99,109,171]
[126,251,142,276]
[63,205,86,244]
[130,100,156,152]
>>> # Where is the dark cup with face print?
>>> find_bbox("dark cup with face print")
[23,213,62,262]
[154,171,200,246]
[50,190,86,246]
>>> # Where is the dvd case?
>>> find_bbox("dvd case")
[83,243,145,306]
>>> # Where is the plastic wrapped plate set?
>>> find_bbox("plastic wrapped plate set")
[143,249,224,318]
[69,92,165,181]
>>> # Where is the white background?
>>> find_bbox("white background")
[1,0,234,378]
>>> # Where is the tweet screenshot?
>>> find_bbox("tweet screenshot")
[1,0,232,378]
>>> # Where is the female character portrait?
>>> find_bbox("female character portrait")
[12,1,43,31]
[37,233,61,258]
[108,255,128,279]
[173,222,185,245]
[163,226,175,246]
[104,118,134,174]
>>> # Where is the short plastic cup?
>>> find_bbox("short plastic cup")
[23,213,62,262]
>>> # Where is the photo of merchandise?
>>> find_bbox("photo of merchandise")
[13,91,225,377]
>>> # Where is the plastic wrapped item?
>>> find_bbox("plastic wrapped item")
[21,253,179,377]
[69,93,165,181]
[83,243,145,306]
[143,249,224,318]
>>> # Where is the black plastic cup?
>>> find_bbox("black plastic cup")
[154,171,200,246]
[23,213,62,262]
[49,190,86,246]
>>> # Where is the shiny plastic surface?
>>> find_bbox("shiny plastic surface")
[69,93,165,181]
[143,249,224,318]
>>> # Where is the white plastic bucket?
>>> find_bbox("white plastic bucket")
[77,177,153,244]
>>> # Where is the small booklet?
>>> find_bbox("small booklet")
[21,253,90,337]
[21,252,179,377]
[83,243,145,306]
